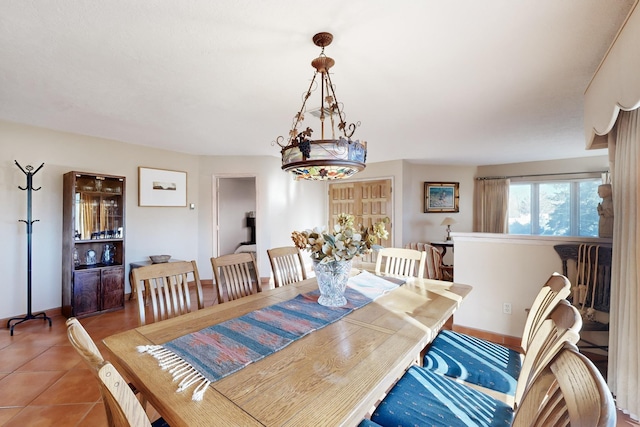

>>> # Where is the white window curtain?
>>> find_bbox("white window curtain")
[608,108,640,419]
[473,178,510,233]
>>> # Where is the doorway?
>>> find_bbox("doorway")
[215,176,257,257]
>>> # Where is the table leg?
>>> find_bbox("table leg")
[129,271,137,300]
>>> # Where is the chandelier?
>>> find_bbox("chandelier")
[274,32,367,180]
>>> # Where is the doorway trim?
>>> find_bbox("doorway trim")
[212,173,258,258]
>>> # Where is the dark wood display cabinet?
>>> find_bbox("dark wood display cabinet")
[62,171,126,318]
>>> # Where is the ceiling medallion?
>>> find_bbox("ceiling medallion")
[274,32,367,180]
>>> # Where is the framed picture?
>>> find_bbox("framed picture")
[424,182,459,213]
[138,167,187,207]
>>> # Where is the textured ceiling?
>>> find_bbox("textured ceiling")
[0,1,635,165]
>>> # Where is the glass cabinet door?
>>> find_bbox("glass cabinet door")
[74,175,124,241]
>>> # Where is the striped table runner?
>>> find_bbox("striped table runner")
[138,271,403,400]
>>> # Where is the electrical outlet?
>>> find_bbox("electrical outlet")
[503,302,512,315]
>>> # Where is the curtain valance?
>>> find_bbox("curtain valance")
[585,2,640,149]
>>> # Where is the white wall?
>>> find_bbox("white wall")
[1,121,201,319]
[1,119,612,332]
[0,121,327,318]
[403,162,476,264]
[453,232,612,337]
[197,155,328,282]
[352,161,477,265]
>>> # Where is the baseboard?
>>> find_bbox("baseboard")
[2,306,63,327]
[452,324,522,352]
[4,278,261,325]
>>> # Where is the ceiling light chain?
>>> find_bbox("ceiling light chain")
[322,67,358,139]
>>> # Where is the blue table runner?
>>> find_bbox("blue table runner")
[138,271,403,400]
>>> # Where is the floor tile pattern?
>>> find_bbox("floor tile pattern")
[0,287,637,426]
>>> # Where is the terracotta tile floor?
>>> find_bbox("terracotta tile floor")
[0,287,217,427]
[1,289,638,426]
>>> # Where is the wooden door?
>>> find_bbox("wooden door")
[73,270,100,317]
[101,266,125,311]
[329,179,393,262]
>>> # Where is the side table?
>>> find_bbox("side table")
[429,241,454,260]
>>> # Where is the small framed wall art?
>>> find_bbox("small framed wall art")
[138,167,187,207]
[424,181,459,213]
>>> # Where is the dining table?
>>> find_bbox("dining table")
[103,273,472,427]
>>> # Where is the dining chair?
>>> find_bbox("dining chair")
[512,344,615,426]
[361,302,582,425]
[374,247,426,278]
[267,246,307,288]
[422,273,572,397]
[66,318,168,427]
[428,300,581,408]
[211,252,261,302]
[510,299,582,406]
[366,343,615,427]
[404,242,451,280]
[131,260,204,325]
[98,362,169,427]
[66,317,105,367]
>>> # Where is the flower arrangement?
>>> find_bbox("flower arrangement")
[291,213,389,263]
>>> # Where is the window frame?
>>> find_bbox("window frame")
[508,174,603,237]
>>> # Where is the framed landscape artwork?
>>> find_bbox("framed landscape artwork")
[138,167,187,207]
[424,182,459,213]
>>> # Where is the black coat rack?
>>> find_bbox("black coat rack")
[7,161,52,336]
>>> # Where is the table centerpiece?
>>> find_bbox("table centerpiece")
[292,213,389,306]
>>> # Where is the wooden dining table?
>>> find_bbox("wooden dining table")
[103,275,472,427]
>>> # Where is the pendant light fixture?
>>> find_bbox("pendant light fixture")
[274,32,367,180]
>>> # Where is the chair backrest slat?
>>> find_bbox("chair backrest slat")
[131,260,204,325]
[375,247,426,278]
[99,363,153,427]
[211,252,261,302]
[268,246,307,288]
[521,273,572,351]
[66,318,153,427]
[513,343,615,427]
[513,300,582,407]
[66,317,104,367]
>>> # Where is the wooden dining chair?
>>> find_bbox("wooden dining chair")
[374,247,426,278]
[404,242,451,280]
[364,303,583,424]
[66,317,104,366]
[267,246,307,288]
[511,300,581,406]
[512,344,615,426]
[211,252,261,303]
[131,260,204,325]
[98,362,169,427]
[367,343,615,427]
[421,300,582,409]
[66,318,168,427]
[422,273,572,398]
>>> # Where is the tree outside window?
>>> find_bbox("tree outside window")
[508,179,600,237]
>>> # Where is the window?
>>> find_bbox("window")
[508,178,601,236]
